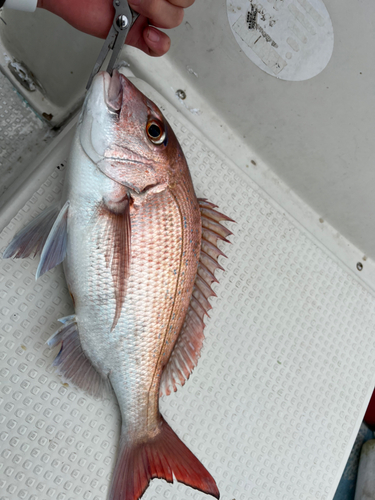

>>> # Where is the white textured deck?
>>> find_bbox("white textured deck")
[0,72,54,202]
[1,78,375,500]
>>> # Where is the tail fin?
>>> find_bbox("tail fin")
[109,416,219,500]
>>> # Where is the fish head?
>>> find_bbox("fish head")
[79,70,187,194]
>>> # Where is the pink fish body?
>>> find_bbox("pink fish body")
[3,70,233,500]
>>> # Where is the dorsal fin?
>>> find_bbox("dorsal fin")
[160,198,233,396]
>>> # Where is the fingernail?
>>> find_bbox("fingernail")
[147,28,160,43]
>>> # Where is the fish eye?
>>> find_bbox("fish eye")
[146,120,166,145]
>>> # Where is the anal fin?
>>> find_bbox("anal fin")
[48,316,110,399]
[160,198,233,396]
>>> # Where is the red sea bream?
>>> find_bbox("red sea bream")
[4,70,233,500]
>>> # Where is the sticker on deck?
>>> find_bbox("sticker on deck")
[227,0,334,81]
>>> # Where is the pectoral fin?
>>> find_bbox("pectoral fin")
[36,201,69,279]
[160,198,234,396]
[3,205,60,259]
[97,196,131,331]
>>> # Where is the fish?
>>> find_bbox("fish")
[3,69,233,500]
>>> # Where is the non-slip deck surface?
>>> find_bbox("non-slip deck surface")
[1,79,375,500]
[0,72,53,200]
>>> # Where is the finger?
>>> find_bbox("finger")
[129,0,184,29]
[167,0,195,8]
[126,16,171,57]
[143,27,171,56]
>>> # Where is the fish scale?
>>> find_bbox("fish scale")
[110,190,185,433]
[65,167,199,440]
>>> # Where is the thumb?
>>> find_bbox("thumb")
[126,15,171,56]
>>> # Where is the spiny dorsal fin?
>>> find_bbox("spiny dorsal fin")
[160,198,233,396]
[47,316,111,399]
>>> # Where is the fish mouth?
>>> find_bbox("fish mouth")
[101,72,154,166]
[80,71,152,167]
[81,71,166,194]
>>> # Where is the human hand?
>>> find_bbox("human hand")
[37,0,194,56]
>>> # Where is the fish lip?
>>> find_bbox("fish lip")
[103,152,155,167]
[96,168,140,194]
[103,157,152,167]
[104,141,153,164]
[102,71,123,113]
[103,142,158,168]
